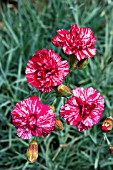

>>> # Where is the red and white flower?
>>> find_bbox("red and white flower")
[25,49,69,92]
[60,87,104,131]
[52,24,96,61]
[11,96,56,139]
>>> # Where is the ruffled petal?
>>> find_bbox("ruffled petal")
[76,46,96,60]
[17,127,32,139]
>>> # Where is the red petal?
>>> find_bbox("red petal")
[52,36,65,47]
[76,46,96,60]
[70,24,79,35]
[57,29,69,36]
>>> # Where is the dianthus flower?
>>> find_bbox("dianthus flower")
[60,88,104,131]
[52,24,96,61]
[11,96,56,139]
[25,49,69,92]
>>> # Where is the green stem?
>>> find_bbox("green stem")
[104,133,111,146]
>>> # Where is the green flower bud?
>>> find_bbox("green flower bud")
[57,84,72,97]
[49,105,55,112]
[26,140,38,163]
[55,118,63,131]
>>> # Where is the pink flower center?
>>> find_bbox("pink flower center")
[28,114,37,129]
[79,104,96,118]
[36,62,57,78]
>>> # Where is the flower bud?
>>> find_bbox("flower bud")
[55,118,63,131]
[57,84,72,97]
[49,105,55,112]
[109,146,113,154]
[101,117,113,133]
[77,59,88,69]
[26,140,38,163]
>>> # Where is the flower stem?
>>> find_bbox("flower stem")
[104,133,111,146]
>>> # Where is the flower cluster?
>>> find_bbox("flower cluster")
[11,23,106,162]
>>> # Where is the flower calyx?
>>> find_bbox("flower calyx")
[76,59,89,70]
